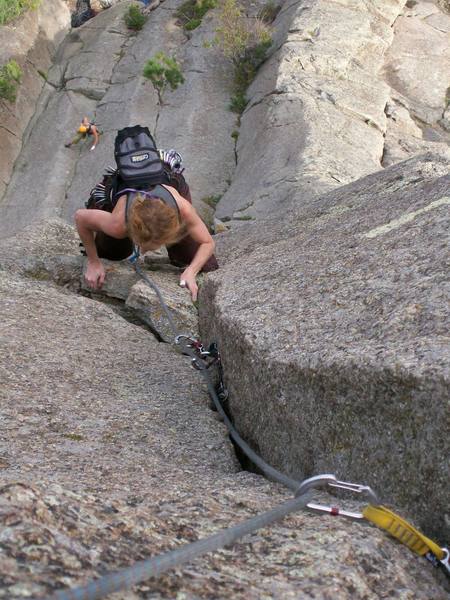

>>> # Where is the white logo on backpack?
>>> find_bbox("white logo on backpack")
[131,153,149,163]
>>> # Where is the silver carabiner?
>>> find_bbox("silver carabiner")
[439,547,450,577]
[295,474,379,520]
[175,334,194,346]
[179,337,214,359]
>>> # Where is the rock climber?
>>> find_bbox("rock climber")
[65,117,100,151]
[74,128,218,301]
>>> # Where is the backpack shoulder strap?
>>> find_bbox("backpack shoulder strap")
[152,184,181,220]
[125,191,139,224]
[123,185,181,225]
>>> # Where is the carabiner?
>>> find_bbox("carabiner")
[175,336,217,372]
[175,334,202,351]
[175,334,196,346]
[438,547,450,577]
[295,474,379,520]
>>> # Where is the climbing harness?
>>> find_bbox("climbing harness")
[44,263,448,600]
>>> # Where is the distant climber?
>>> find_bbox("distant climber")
[70,0,113,26]
[65,117,100,151]
[75,125,218,301]
[71,0,94,28]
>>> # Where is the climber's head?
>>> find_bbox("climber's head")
[127,193,186,252]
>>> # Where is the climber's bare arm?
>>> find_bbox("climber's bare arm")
[91,126,99,149]
[164,186,215,300]
[74,197,127,289]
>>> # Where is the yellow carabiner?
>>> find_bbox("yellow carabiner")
[363,504,444,559]
[295,474,449,576]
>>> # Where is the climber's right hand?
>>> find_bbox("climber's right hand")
[85,259,105,290]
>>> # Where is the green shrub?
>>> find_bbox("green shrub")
[143,52,184,104]
[0,60,22,103]
[214,0,272,114]
[214,0,249,62]
[0,0,40,26]
[124,4,147,30]
[185,17,201,30]
[257,1,281,24]
[233,214,254,220]
[202,194,222,207]
[229,91,247,114]
[233,37,271,89]
[176,0,216,31]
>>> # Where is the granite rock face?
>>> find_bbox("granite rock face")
[382,0,450,165]
[0,0,449,597]
[0,218,198,339]
[0,0,70,199]
[0,253,447,598]
[215,0,406,221]
[215,0,450,223]
[0,0,236,238]
[200,153,450,542]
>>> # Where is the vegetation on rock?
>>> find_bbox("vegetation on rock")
[202,194,222,208]
[0,60,22,103]
[229,90,247,114]
[124,3,147,30]
[176,0,216,31]
[257,0,281,24]
[143,52,184,104]
[214,0,272,113]
[0,0,40,25]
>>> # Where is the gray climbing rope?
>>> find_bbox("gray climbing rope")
[45,493,311,600]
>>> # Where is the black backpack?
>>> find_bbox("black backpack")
[114,125,166,190]
[85,127,184,212]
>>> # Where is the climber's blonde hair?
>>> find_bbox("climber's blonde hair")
[127,193,186,249]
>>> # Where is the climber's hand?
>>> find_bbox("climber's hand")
[180,270,198,302]
[85,259,105,290]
